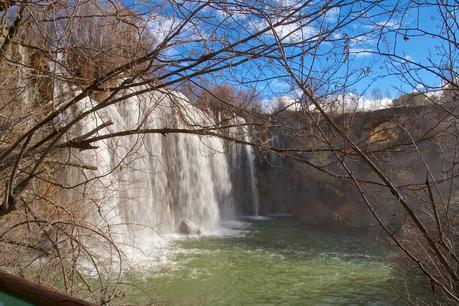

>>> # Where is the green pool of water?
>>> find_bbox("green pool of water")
[0,292,34,306]
[124,218,432,305]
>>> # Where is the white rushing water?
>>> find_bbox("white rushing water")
[58,86,260,268]
[243,132,261,216]
[269,131,285,167]
[225,118,262,217]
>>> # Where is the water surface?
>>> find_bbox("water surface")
[125,218,431,305]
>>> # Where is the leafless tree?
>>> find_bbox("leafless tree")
[0,0,457,304]
[261,0,459,302]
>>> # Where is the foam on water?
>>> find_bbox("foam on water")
[240,215,272,221]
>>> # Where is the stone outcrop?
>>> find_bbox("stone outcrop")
[255,105,457,231]
[179,219,201,235]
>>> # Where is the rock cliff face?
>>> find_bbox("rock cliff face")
[255,105,457,231]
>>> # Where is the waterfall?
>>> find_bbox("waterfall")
[269,132,283,167]
[46,81,265,270]
[9,50,261,271]
[225,119,261,216]
[243,133,261,216]
[17,46,33,117]
[63,89,236,252]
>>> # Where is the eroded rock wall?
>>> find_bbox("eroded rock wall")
[256,105,457,231]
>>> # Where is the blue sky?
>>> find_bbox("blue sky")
[208,0,457,105]
[359,2,456,99]
[128,1,457,105]
[257,1,457,102]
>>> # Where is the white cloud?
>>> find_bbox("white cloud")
[346,33,378,58]
[275,0,303,9]
[307,93,392,112]
[360,96,392,110]
[332,32,342,40]
[325,7,340,23]
[251,16,317,43]
[414,83,425,91]
[213,6,248,21]
[263,95,302,113]
[426,90,443,99]
[274,23,317,42]
[405,55,414,61]
[264,91,394,114]
[147,15,176,43]
[376,20,400,29]
[349,48,373,57]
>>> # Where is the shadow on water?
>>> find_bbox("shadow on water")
[124,217,436,306]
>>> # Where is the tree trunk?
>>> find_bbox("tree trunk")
[0,270,97,306]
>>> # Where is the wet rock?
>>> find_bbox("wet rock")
[179,219,201,235]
